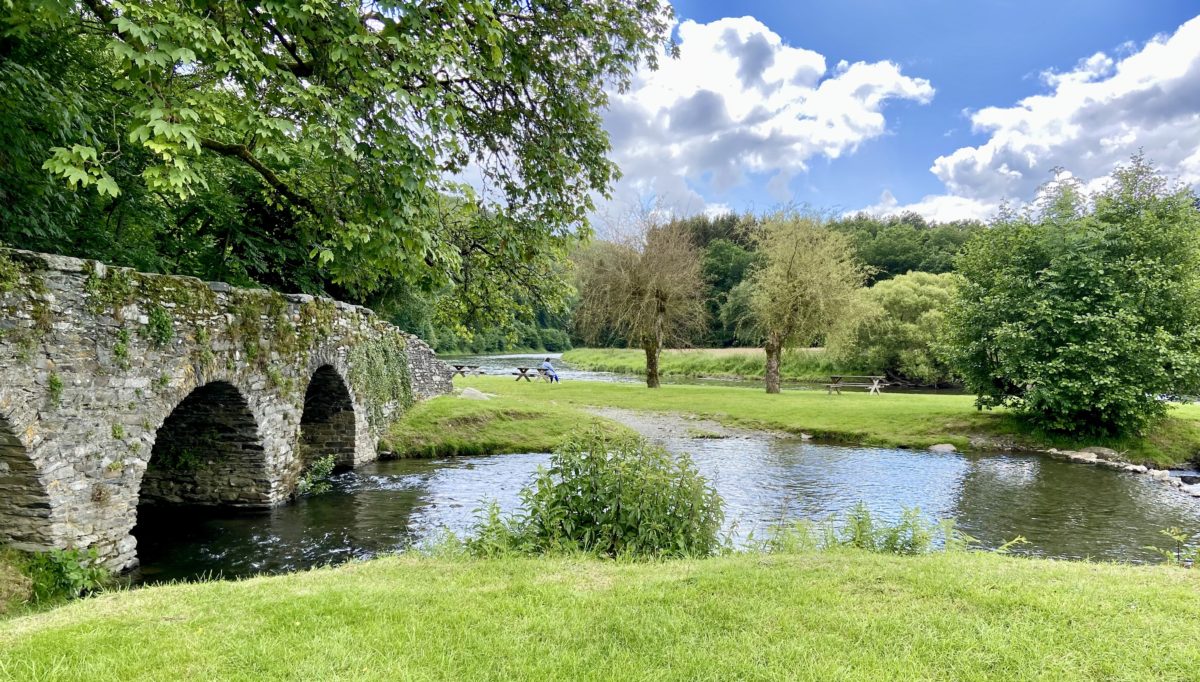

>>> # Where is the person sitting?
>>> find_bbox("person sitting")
[540,357,560,383]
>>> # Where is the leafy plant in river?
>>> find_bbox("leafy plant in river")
[468,429,725,558]
[296,454,337,497]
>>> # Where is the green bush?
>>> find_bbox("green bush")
[469,430,725,558]
[947,156,1200,437]
[538,327,572,352]
[22,547,109,603]
[296,454,337,496]
[828,271,959,385]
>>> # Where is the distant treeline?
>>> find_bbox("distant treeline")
[576,211,983,350]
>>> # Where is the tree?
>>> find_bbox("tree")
[701,239,757,346]
[828,271,959,385]
[574,221,707,388]
[947,156,1200,437]
[829,212,982,283]
[735,213,869,393]
[1,0,673,338]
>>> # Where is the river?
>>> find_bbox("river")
[134,422,1200,583]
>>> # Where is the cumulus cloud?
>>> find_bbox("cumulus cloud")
[600,15,934,217]
[871,14,1200,222]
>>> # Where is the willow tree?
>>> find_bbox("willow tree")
[574,222,707,388]
[735,214,869,393]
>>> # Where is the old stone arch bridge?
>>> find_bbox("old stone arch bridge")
[0,249,451,570]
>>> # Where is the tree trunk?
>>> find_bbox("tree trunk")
[644,342,661,388]
[764,334,782,394]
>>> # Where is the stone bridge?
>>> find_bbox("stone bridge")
[0,249,451,570]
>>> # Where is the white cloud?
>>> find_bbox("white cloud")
[600,15,934,217]
[872,14,1200,222]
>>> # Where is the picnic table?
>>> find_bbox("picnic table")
[826,375,887,395]
[450,364,482,378]
[513,367,553,382]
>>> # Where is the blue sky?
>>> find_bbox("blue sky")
[598,1,1200,222]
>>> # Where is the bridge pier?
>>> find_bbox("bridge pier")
[0,249,450,570]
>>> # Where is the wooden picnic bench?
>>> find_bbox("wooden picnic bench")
[513,367,554,382]
[826,375,888,395]
[450,364,482,378]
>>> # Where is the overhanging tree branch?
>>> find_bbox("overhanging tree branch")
[199,138,317,214]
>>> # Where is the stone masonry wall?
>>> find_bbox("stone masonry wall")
[0,248,451,570]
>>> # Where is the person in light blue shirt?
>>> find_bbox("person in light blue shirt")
[540,357,560,383]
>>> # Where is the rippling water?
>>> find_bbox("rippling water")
[134,435,1200,583]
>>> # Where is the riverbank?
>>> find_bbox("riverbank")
[442,377,1200,467]
[561,347,868,382]
[3,550,1198,679]
[381,394,631,457]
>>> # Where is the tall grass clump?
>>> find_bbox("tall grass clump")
[763,503,976,555]
[468,429,725,558]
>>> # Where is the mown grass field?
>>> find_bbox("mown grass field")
[445,376,1200,467]
[561,346,866,382]
[2,551,1198,680]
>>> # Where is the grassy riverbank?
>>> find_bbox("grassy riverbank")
[446,376,1200,467]
[561,347,866,382]
[381,394,630,457]
[2,551,1198,680]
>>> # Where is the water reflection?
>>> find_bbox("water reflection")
[134,438,1200,583]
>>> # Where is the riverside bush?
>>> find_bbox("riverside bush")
[21,547,108,603]
[469,430,725,558]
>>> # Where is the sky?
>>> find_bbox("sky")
[598,1,1200,223]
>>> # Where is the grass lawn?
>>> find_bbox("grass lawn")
[381,391,632,457]
[2,551,1198,680]
[561,346,866,382]
[450,376,1200,467]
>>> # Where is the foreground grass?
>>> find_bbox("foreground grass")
[562,346,867,382]
[381,392,631,457]
[2,551,1198,680]
[456,376,1200,467]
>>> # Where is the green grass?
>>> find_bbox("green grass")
[453,376,1200,467]
[2,551,1198,680]
[562,346,867,382]
[381,392,631,457]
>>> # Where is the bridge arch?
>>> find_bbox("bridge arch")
[298,364,359,469]
[139,380,271,508]
[0,409,51,552]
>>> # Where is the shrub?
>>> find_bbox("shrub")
[296,454,337,496]
[947,156,1200,437]
[538,327,572,352]
[828,271,959,385]
[22,547,108,603]
[468,430,725,558]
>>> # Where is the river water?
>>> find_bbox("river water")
[134,430,1200,583]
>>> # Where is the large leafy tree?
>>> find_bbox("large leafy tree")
[947,156,1200,437]
[1,0,673,335]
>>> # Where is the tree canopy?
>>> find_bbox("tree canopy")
[1,0,673,341]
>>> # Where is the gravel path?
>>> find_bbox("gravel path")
[585,407,788,444]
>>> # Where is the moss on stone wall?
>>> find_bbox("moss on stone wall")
[348,333,413,432]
